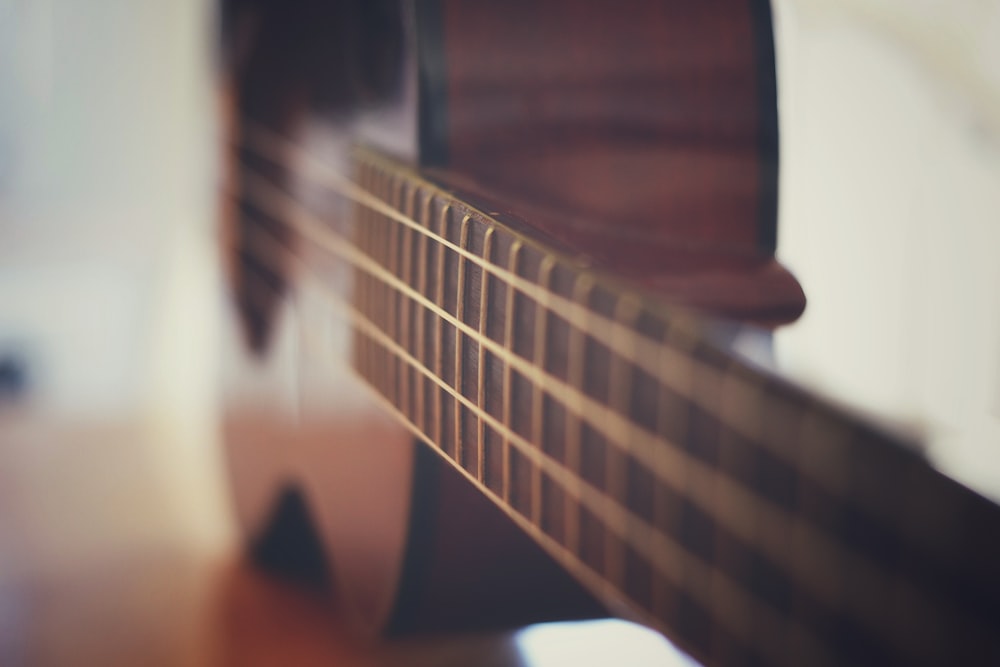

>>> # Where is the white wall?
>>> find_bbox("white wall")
[0,0,233,568]
[772,0,1000,497]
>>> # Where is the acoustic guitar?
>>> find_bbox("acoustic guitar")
[218,1,1000,665]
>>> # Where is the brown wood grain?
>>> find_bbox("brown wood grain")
[423,0,802,324]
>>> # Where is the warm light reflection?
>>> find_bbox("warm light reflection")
[516,619,700,667]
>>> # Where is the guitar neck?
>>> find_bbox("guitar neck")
[236,128,1000,667]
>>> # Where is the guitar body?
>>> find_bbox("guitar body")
[219,1,1000,665]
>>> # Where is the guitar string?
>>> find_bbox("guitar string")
[238,122,887,535]
[241,169,662,477]
[452,214,471,469]
[237,223,829,665]
[237,164,933,628]
[243,124,970,610]
[236,169,943,653]
[400,184,417,444]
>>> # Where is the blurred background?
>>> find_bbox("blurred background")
[771,0,1000,498]
[0,0,998,664]
[0,0,231,579]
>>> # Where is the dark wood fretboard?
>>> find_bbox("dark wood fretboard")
[237,129,1000,667]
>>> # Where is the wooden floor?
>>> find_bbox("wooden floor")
[0,549,531,667]
[0,413,691,666]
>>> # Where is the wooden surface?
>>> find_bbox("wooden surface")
[1,552,525,667]
[0,549,687,667]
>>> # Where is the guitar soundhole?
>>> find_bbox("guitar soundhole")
[249,486,333,592]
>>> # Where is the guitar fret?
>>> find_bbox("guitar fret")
[454,215,472,467]
[377,171,393,398]
[358,175,373,379]
[501,241,523,504]
[435,204,450,454]
[530,257,557,528]
[399,186,416,424]
[477,227,497,484]
[566,274,595,559]
[439,208,459,460]
[652,321,694,624]
[414,190,431,434]
[385,177,404,407]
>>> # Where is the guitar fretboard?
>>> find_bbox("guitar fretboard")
[236,127,1000,667]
